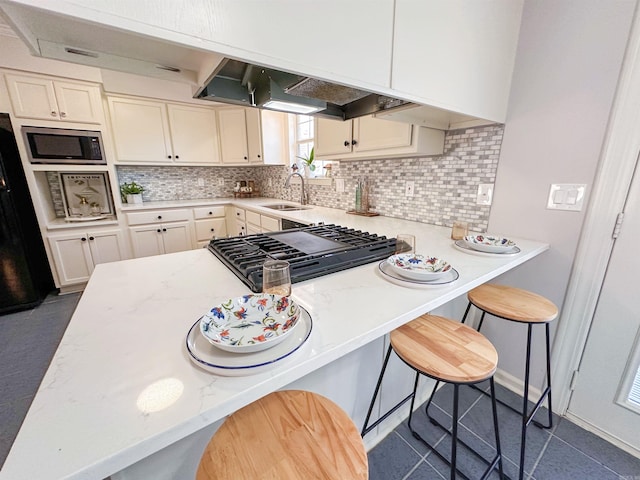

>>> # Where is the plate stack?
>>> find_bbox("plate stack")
[379,253,459,288]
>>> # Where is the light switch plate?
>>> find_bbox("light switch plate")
[476,184,494,205]
[335,178,345,193]
[197,178,205,187]
[547,184,587,211]
[218,178,225,187]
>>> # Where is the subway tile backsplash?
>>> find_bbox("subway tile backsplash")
[46,124,502,231]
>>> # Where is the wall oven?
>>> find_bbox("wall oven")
[22,126,106,164]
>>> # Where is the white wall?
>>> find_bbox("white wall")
[485,0,636,391]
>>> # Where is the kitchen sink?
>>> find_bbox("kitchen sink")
[262,204,311,211]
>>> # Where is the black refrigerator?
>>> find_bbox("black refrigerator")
[0,113,54,314]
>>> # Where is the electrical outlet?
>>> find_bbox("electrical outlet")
[476,184,494,205]
[335,178,345,193]
[405,181,415,197]
[218,178,225,187]
[267,178,272,187]
[197,178,205,187]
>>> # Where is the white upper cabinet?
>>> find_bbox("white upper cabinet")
[108,97,220,164]
[218,108,250,164]
[218,107,287,165]
[6,73,103,124]
[167,104,220,164]
[315,115,443,161]
[392,0,523,122]
[108,97,172,162]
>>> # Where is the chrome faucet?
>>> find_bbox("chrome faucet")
[284,172,308,205]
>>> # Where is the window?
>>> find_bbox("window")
[292,115,329,177]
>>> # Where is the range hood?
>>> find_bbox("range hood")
[197,58,414,121]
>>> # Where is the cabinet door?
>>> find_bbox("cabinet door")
[315,118,353,156]
[354,116,412,152]
[129,225,166,258]
[260,110,288,165]
[87,229,127,265]
[47,232,94,286]
[232,219,247,237]
[108,97,173,162]
[161,222,193,254]
[218,108,249,163]
[53,82,103,124]
[245,108,263,163]
[167,104,220,164]
[195,218,226,241]
[6,74,59,121]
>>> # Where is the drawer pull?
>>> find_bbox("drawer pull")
[157,215,162,220]
[209,211,213,215]
[210,228,215,232]
[162,228,167,232]
[81,237,87,241]
[157,229,161,233]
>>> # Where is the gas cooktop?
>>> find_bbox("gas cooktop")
[208,224,396,292]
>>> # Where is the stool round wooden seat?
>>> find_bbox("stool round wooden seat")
[463,283,558,480]
[362,314,504,479]
[390,314,498,384]
[467,284,558,324]
[197,390,368,480]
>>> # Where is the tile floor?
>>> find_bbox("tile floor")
[1,292,639,479]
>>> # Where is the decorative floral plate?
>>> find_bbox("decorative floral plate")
[463,235,517,253]
[387,254,452,281]
[186,306,313,376]
[378,260,459,288]
[200,294,300,353]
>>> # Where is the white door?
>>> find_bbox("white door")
[129,225,165,258]
[108,97,173,162]
[354,116,412,152]
[315,118,353,156]
[245,108,264,163]
[88,229,127,265]
[53,82,103,123]
[48,232,94,286]
[217,108,249,163]
[161,222,193,254]
[568,162,640,455]
[167,104,220,164]
[6,74,59,121]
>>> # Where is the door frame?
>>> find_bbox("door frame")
[552,2,640,441]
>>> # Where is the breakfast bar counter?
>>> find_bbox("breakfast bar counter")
[0,214,549,480]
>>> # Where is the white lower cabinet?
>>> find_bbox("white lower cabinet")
[126,208,195,257]
[47,228,127,286]
[194,206,227,248]
[129,222,193,257]
[246,209,280,233]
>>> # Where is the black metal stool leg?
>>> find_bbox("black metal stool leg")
[489,378,505,480]
[451,384,459,480]
[533,322,553,429]
[361,345,394,437]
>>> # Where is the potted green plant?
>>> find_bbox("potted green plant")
[296,147,315,178]
[120,181,145,204]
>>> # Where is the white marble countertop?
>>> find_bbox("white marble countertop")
[0,210,549,480]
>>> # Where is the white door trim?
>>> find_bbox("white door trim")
[552,4,640,413]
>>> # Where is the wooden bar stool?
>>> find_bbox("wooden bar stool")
[361,314,504,480]
[462,284,558,480]
[197,389,368,480]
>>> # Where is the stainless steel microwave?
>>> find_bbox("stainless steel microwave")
[22,126,106,165]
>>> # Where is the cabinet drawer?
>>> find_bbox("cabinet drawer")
[260,215,280,232]
[245,210,261,226]
[195,218,227,241]
[126,209,191,225]
[193,205,225,219]
[234,207,246,221]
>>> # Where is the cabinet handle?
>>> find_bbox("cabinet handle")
[60,112,67,118]
[344,140,350,147]
[157,229,161,233]
[167,155,172,159]
[157,215,162,220]
[243,156,248,160]
[210,228,215,232]
[208,211,213,215]
[351,139,358,146]
[175,155,179,159]
[162,228,167,232]
[89,236,94,241]
[81,237,87,241]
[51,111,58,117]
[236,212,240,216]
[257,154,261,158]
